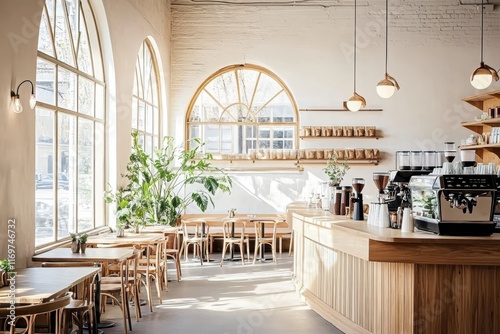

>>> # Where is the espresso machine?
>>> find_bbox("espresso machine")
[387,170,431,212]
[408,174,496,236]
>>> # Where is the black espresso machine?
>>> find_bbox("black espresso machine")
[408,174,497,236]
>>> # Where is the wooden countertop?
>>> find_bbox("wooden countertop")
[291,209,500,265]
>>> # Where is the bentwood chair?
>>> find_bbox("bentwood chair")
[220,218,250,266]
[100,251,141,334]
[252,219,279,264]
[136,238,168,311]
[41,262,99,334]
[0,292,71,334]
[180,219,210,265]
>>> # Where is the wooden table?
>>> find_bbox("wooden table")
[85,233,164,247]
[33,247,135,328]
[0,267,100,304]
[32,247,134,264]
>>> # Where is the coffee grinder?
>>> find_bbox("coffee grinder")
[367,172,391,227]
[352,178,365,220]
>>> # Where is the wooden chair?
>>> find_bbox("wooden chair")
[180,219,210,265]
[100,252,138,334]
[41,262,99,334]
[220,219,250,266]
[253,219,278,264]
[101,249,142,322]
[136,238,168,312]
[0,292,71,334]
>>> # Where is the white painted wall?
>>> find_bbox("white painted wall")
[170,0,500,213]
[0,0,172,264]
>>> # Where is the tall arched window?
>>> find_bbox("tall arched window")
[186,64,298,156]
[131,39,160,155]
[35,0,105,246]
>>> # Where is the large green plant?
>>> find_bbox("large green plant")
[107,132,232,227]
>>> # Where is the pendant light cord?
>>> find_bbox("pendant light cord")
[480,0,484,62]
[353,0,357,92]
[385,0,388,74]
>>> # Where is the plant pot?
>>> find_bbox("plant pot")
[116,228,125,237]
[71,241,80,253]
[133,225,140,233]
[80,243,87,253]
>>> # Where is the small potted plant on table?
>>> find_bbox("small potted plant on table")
[0,259,14,288]
[79,233,88,253]
[70,233,80,253]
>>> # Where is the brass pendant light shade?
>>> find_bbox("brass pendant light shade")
[376,0,399,99]
[344,0,366,112]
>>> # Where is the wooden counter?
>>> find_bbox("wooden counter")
[291,209,500,334]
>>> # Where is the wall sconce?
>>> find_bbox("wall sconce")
[10,79,36,113]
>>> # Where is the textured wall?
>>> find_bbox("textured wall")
[170,0,500,212]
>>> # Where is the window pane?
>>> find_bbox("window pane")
[77,10,93,76]
[153,107,159,136]
[146,104,153,133]
[38,9,54,56]
[35,108,55,246]
[95,84,104,119]
[55,0,75,66]
[95,122,105,227]
[131,97,138,130]
[78,118,93,231]
[36,58,56,105]
[58,67,76,111]
[58,113,77,237]
[138,101,145,131]
[78,76,94,116]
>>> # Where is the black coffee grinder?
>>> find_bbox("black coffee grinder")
[352,178,365,220]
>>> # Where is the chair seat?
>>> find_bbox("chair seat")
[65,297,92,310]
[100,283,123,293]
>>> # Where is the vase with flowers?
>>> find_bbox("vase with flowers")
[323,154,350,187]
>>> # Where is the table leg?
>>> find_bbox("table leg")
[230,221,235,260]
[260,222,266,261]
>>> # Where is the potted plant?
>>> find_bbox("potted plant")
[70,232,80,253]
[323,153,350,186]
[0,259,14,288]
[106,132,232,229]
[105,187,135,236]
[79,233,88,253]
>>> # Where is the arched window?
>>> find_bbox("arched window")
[186,64,298,156]
[35,0,105,246]
[131,39,160,155]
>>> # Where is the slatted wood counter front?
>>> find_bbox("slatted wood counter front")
[291,209,500,334]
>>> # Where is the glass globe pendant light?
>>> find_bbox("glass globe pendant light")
[470,0,499,89]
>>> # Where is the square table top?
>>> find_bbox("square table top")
[0,267,100,304]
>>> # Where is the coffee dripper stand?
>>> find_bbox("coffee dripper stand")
[351,178,365,221]
[367,173,391,227]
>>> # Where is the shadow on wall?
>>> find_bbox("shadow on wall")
[185,172,321,214]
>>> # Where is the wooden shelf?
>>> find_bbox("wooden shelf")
[296,159,379,165]
[463,90,500,111]
[460,144,500,150]
[299,108,383,112]
[299,135,380,140]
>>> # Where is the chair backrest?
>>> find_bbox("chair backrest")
[221,219,246,240]
[254,220,278,239]
[181,219,208,240]
[0,291,72,317]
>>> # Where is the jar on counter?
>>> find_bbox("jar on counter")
[410,151,423,170]
[330,187,342,215]
[397,151,411,170]
[340,186,352,216]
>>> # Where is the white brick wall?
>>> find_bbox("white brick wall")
[169,0,500,211]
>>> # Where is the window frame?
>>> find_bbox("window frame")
[34,0,106,248]
[185,64,299,157]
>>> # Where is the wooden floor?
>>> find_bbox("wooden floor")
[101,252,343,334]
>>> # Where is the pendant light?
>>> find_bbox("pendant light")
[470,0,499,89]
[344,0,366,112]
[376,0,400,98]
